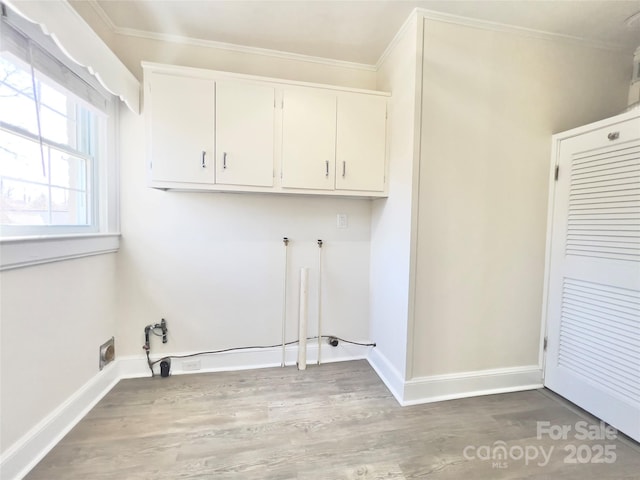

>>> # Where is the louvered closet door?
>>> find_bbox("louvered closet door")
[545,114,640,442]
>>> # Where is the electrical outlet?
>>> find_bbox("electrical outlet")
[182,359,201,371]
[337,213,348,229]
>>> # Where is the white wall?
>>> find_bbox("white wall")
[369,16,419,385]
[0,255,117,451]
[113,36,374,362]
[411,19,631,378]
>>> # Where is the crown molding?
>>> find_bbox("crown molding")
[116,26,377,72]
[82,0,376,72]
[625,10,640,29]
[374,6,628,70]
[375,8,418,70]
[84,1,629,76]
[414,8,628,53]
[85,0,117,31]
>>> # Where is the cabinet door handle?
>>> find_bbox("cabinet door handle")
[325,160,329,177]
[608,131,620,141]
[342,161,346,177]
[223,152,227,169]
[201,151,206,168]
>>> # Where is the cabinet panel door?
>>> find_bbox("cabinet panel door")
[215,81,275,187]
[149,73,214,184]
[336,94,386,192]
[282,89,336,190]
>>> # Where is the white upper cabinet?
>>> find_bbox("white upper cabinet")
[281,89,387,192]
[148,73,214,184]
[144,62,389,197]
[281,89,337,190]
[336,94,387,192]
[215,81,275,187]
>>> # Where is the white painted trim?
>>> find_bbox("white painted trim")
[0,363,120,480]
[375,9,418,70]
[83,0,375,73]
[369,349,543,407]
[0,233,120,271]
[124,27,377,72]
[415,8,627,53]
[366,348,405,405]
[379,8,633,68]
[539,133,563,378]
[119,342,372,379]
[0,346,541,479]
[85,1,628,81]
[85,0,117,32]
[4,0,140,113]
[625,11,640,29]
[402,365,543,406]
[0,343,370,479]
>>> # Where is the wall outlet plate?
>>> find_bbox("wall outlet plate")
[182,359,201,371]
[99,337,115,370]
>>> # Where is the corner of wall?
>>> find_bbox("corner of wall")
[0,364,120,480]
[0,348,371,479]
[367,348,405,404]
[403,9,426,383]
[402,366,544,406]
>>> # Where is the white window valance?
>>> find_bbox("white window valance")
[4,0,140,114]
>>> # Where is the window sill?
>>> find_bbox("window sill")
[0,233,120,271]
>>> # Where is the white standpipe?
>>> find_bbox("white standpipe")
[297,267,309,370]
[317,239,323,365]
[281,237,289,367]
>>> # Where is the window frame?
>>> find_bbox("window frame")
[0,7,120,270]
[0,119,99,235]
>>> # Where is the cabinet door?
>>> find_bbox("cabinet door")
[149,73,214,184]
[544,116,640,442]
[336,94,386,192]
[215,81,275,187]
[281,89,336,190]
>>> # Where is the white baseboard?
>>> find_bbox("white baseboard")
[1,345,539,480]
[402,365,543,406]
[0,362,120,480]
[366,353,542,407]
[119,342,370,378]
[366,347,405,404]
[0,342,370,480]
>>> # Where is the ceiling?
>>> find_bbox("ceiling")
[86,0,640,65]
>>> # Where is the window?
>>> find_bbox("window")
[0,7,120,269]
[0,55,99,232]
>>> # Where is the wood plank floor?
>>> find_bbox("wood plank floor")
[25,360,640,479]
